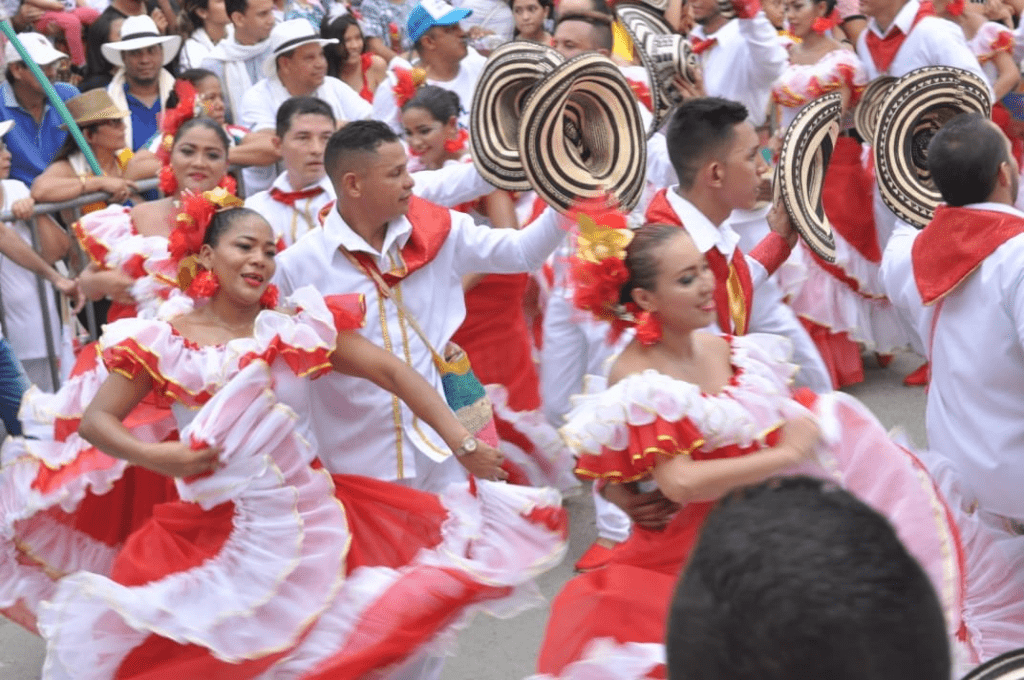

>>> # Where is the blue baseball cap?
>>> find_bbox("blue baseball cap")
[407,0,473,44]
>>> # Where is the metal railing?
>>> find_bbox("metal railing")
[0,177,159,389]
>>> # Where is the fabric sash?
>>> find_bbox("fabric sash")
[912,204,1024,304]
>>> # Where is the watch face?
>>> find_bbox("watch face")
[463,437,478,453]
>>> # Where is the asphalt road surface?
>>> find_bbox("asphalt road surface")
[0,350,929,680]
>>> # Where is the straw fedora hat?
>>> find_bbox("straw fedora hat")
[517,52,647,213]
[58,90,130,131]
[873,66,990,229]
[101,15,181,66]
[853,75,896,143]
[616,3,699,136]
[263,19,338,79]
[470,41,565,191]
[961,648,1024,680]
[772,91,843,262]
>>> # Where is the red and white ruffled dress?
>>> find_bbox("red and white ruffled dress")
[772,49,914,388]
[0,209,194,635]
[1,286,568,679]
[970,22,1020,162]
[533,334,1024,679]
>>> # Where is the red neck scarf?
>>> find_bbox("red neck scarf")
[342,196,453,287]
[270,185,325,207]
[645,189,754,334]
[691,36,718,55]
[864,1,934,74]
[912,204,1024,304]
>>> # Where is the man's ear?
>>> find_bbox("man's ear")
[702,158,724,189]
[339,169,362,198]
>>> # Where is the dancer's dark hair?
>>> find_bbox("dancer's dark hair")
[667,476,951,680]
[324,120,400,178]
[928,112,1008,207]
[665,97,749,190]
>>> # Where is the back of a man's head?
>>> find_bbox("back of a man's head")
[665,97,748,190]
[667,476,950,680]
[324,119,400,181]
[928,113,1009,207]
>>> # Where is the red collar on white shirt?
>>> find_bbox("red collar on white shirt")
[320,196,453,286]
[912,204,1024,304]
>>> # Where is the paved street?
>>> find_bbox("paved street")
[0,351,929,679]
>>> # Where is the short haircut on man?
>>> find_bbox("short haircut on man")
[666,476,951,680]
[554,0,610,20]
[553,13,613,51]
[225,0,250,19]
[665,97,748,190]
[324,119,401,179]
[928,112,1008,207]
[276,96,336,138]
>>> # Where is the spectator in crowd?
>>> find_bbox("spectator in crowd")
[509,0,553,43]
[31,90,159,210]
[372,0,485,131]
[0,120,82,399]
[104,15,181,151]
[24,0,100,71]
[85,0,170,92]
[551,11,612,58]
[667,477,951,680]
[0,33,79,185]
[201,0,276,124]
[238,19,372,195]
[81,15,125,92]
[321,13,388,103]
[359,0,421,61]
[245,96,336,247]
[178,0,234,69]
[178,68,280,167]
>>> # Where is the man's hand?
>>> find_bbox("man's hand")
[11,3,45,31]
[602,483,680,531]
[53,275,86,312]
[767,201,799,248]
[150,8,169,33]
[457,441,510,481]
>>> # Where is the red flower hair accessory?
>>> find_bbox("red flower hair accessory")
[169,187,244,266]
[567,196,639,341]
[443,127,469,155]
[156,80,202,165]
[393,67,428,108]
[811,8,841,33]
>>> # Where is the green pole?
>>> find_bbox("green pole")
[0,22,102,175]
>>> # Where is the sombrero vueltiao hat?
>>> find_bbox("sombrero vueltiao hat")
[616,3,700,136]
[772,91,843,262]
[961,648,1024,680]
[854,75,897,142]
[873,66,991,229]
[470,41,565,191]
[518,52,648,213]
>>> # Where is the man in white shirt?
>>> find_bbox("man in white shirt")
[274,120,564,494]
[687,0,786,128]
[856,0,989,249]
[879,113,1024,535]
[201,0,276,124]
[372,0,486,131]
[245,97,336,248]
[238,19,373,195]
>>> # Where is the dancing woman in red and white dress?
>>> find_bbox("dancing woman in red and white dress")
[532,214,1024,679]
[770,0,915,388]
[1,193,567,679]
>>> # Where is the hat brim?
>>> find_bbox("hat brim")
[773,91,842,263]
[518,52,647,213]
[470,41,565,191]
[101,35,182,66]
[853,75,896,143]
[615,5,677,137]
[961,648,1024,680]
[410,8,473,43]
[59,108,131,131]
[873,66,991,229]
[263,37,339,79]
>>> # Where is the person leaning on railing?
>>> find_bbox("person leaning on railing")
[30,90,160,214]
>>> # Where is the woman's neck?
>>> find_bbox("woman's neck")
[205,291,261,337]
[654,328,698,364]
[205,21,228,43]
[95,146,119,173]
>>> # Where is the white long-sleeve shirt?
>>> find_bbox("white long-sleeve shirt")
[273,201,564,486]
